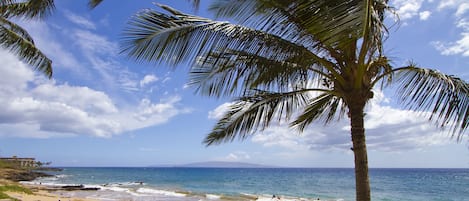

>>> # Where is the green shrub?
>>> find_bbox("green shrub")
[0,160,17,169]
[0,184,33,194]
[0,184,33,200]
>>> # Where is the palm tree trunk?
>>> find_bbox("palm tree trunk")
[350,105,371,201]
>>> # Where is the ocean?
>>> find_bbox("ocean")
[27,167,469,201]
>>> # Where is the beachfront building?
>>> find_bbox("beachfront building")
[0,156,37,168]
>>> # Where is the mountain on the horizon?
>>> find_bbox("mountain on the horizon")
[173,161,274,168]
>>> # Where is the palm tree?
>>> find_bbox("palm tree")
[87,0,200,10]
[0,0,55,78]
[120,1,468,200]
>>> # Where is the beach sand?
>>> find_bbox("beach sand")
[5,190,98,201]
[2,183,98,201]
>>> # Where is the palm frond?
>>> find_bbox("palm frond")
[203,89,317,145]
[0,21,52,78]
[121,4,337,80]
[0,0,15,6]
[189,47,332,98]
[0,17,35,43]
[87,0,103,9]
[0,0,55,19]
[394,66,468,138]
[89,0,200,10]
[367,56,393,88]
[291,93,346,132]
[210,0,389,52]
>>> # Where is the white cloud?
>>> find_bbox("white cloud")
[31,84,118,114]
[433,32,469,56]
[392,0,425,20]
[133,96,187,123]
[432,1,469,57]
[18,21,83,72]
[140,74,159,87]
[248,91,454,153]
[64,11,96,30]
[73,29,118,55]
[221,151,251,162]
[0,50,191,138]
[419,11,432,20]
[456,3,469,17]
[432,18,469,56]
[1,96,123,138]
[208,102,234,119]
[0,50,34,94]
[437,0,467,10]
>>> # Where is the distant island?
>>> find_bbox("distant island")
[153,161,276,168]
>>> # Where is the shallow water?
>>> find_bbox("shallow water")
[29,167,469,201]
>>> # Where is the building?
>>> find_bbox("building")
[0,156,37,168]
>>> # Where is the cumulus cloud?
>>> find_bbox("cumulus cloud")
[140,74,159,87]
[437,0,468,10]
[432,18,469,57]
[208,102,234,119]
[207,90,454,153]
[222,151,251,161]
[433,32,469,56]
[392,0,425,20]
[455,3,469,17]
[419,11,431,20]
[0,49,190,138]
[432,0,469,57]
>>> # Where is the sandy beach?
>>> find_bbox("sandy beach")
[0,180,98,201]
[5,190,98,201]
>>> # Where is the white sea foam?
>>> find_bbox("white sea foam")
[255,195,320,201]
[137,187,186,197]
[56,174,70,178]
[101,186,131,192]
[20,181,71,187]
[205,194,221,199]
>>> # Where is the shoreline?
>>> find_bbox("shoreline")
[5,189,99,201]
[1,181,99,201]
[0,167,97,201]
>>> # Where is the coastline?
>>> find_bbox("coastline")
[0,167,97,201]
[5,188,98,201]
[2,167,467,201]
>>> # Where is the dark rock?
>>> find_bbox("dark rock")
[61,185,99,191]
[6,170,52,182]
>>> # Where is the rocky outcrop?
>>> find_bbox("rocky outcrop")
[1,169,52,182]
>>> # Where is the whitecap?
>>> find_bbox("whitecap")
[137,187,186,197]
[205,194,221,199]
[100,186,131,193]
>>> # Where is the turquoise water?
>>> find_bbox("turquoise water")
[31,167,469,200]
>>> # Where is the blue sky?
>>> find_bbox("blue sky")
[0,0,468,168]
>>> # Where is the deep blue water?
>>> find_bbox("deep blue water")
[32,167,469,201]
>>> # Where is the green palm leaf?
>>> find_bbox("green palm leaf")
[210,0,389,54]
[291,93,346,132]
[123,1,467,200]
[121,4,336,74]
[0,20,52,77]
[394,66,469,138]
[189,47,331,98]
[204,89,315,145]
[0,0,54,19]
[88,0,200,10]
[87,0,103,9]
[0,17,35,43]
[0,0,54,78]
